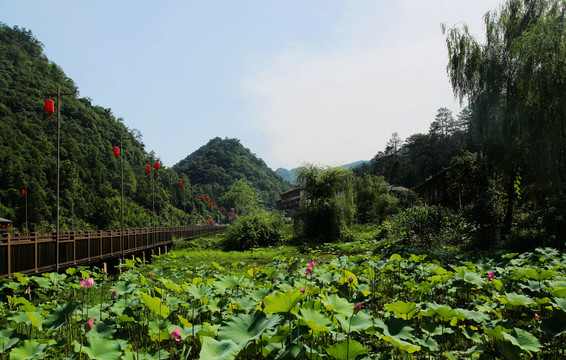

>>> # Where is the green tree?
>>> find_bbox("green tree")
[443,0,566,240]
[294,166,356,242]
[354,174,398,224]
[219,178,262,216]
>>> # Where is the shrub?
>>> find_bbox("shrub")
[389,204,470,248]
[222,212,284,251]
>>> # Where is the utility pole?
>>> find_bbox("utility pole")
[46,87,74,272]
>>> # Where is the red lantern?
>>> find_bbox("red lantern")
[113,146,120,159]
[155,162,160,172]
[21,189,25,196]
[206,197,209,201]
[145,165,151,175]
[201,196,205,201]
[44,99,54,119]
[179,181,183,188]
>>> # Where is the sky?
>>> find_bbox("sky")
[1,0,501,170]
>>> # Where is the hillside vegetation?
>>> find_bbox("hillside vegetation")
[0,24,288,230]
[173,137,291,211]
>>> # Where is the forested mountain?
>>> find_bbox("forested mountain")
[0,24,286,231]
[173,137,292,210]
[0,24,196,231]
[275,167,300,184]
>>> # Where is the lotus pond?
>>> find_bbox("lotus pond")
[1,242,566,359]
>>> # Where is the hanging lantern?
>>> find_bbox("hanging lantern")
[179,181,183,188]
[113,146,120,159]
[201,196,205,201]
[44,99,54,119]
[155,162,160,172]
[145,165,151,175]
[206,197,209,201]
[21,189,25,196]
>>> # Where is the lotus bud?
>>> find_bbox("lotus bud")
[84,317,94,332]
[171,328,182,342]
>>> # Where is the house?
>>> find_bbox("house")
[412,168,456,208]
[275,186,306,213]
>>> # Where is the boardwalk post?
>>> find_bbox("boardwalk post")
[34,232,38,273]
[7,232,11,278]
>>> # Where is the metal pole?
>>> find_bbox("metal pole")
[170,170,173,242]
[56,86,60,272]
[152,158,155,252]
[120,134,125,258]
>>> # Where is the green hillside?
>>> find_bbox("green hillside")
[173,137,292,210]
[0,24,286,230]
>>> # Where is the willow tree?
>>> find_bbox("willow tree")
[443,0,566,240]
[294,166,356,242]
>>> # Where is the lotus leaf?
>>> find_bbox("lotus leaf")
[299,308,331,333]
[322,294,354,318]
[217,311,282,347]
[199,336,242,360]
[325,339,368,360]
[552,297,566,310]
[9,340,47,360]
[499,292,535,308]
[148,318,172,341]
[336,311,374,334]
[0,329,19,352]
[88,319,117,338]
[540,311,566,338]
[263,290,304,314]
[140,293,169,318]
[501,328,541,354]
[75,336,122,360]
[42,301,77,331]
[384,301,420,320]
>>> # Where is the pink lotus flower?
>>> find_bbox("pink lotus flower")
[354,302,362,314]
[171,328,181,342]
[113,289,118,295]
[306,266,312,273]
[535,313,540,321]
[148,272,152,277]
[349,276,354,284]
[85,317,94,332]
[80,278,94,288]
[300,287,306,293]
[488,272,494,282]
[309,261,316,268]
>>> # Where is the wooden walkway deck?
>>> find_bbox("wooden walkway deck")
[0,225,226,278]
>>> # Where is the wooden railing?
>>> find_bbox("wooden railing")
[0,225,227,278]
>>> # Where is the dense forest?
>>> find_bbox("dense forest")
[0,24,288,231]
[354,107,475,188]
[173,137,291,210]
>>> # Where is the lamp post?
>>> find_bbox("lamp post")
[21,188,27,231]
[113,139,124,258]
[45,87,74,272]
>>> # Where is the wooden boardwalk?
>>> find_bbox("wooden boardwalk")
[0,225,226,278]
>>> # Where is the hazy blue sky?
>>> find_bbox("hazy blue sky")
[1,1,499,170]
